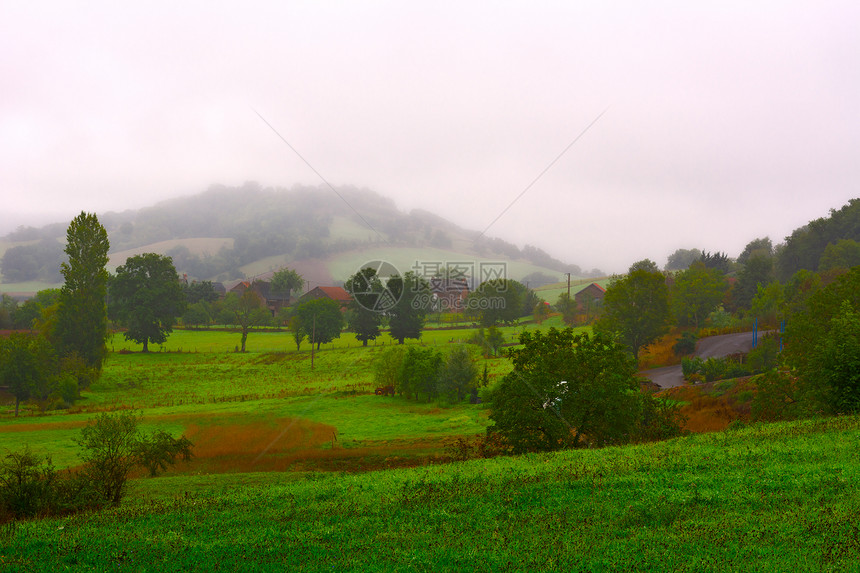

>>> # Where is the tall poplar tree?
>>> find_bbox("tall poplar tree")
[54,212,110,371]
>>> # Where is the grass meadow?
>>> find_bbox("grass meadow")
[2,325,859,569]
[2,415,859,571]
[3,323,582,471]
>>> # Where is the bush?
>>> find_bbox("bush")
[444,432,510,462]
[751,369,827,421]
[373,347,407,394]
[76,411,193,505]
[437,345,479,404]
[681,356,703,379]
[673,332,698,356]
[635,394,688,442]
[747,334,780,373]
[0,447,57,519]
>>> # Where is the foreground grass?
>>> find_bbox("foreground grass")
[2,415,859,571]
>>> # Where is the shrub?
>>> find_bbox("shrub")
[75,411,193,506]
[673,331,698,356]
[635,393,688,442]
[444,432,510,462]
[698,356,750,383]
[747,334,780,373]
[373,347,407,394]
[437,345,478,404]
[751,369,827,421]
[0,447,57,519]
[681,356,703,379]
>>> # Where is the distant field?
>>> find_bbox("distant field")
[0,280,60,295]
[0,322,587,471]
[107,237,233,270]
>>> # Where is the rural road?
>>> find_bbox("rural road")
[640,331,764,389]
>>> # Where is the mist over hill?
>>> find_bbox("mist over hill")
[1,183,591,287]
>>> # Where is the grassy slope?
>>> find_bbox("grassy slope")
[2,415,858,571]
[107,238,233,270]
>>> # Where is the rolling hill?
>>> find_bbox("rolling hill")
[1,183,592,294]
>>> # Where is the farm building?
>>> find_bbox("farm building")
[298,286,352,309]
[430,277,470,312]
[575,282,605,311]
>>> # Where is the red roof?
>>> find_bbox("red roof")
[316,286,352,302]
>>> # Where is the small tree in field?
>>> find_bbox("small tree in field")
[437,345,479,403]
[221,290,272,352]
[293,298,344,350]
[344,267,383,346]
[75,411,192,506]
[289,316,306,351]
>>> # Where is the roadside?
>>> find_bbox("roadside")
[639,331,761,389]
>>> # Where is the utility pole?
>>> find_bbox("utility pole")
[311,314,316,370]
[566,273,571,299]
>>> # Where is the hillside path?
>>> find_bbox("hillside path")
[640,331,764,389]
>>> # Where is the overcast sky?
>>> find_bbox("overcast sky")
[2,1,859,273]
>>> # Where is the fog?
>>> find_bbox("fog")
[2,1,859,272]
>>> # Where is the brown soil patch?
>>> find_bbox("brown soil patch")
[177,417,337,474]
[164,416,450,474]
[660,378,755,433]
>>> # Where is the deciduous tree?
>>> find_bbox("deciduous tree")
[595,263,671,361]
[54,212,110,370]
[783,267,860,414]
[468,279,524,326]
[293,298,344,350]
[0,333,53,416]
[344,267,383,346]
[270,267,304,302]
[109,254,187,352]
[488,328,642,453]
[387,272,431,344]
[221,290,272,352]
[671,261,726,328]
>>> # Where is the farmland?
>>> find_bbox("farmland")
[2,324,859,569]
[0,324,566,472]
[2,411,858,570]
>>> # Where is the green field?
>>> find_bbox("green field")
[2,324,571,471]
[2,325,859,569]
[2,415,858,570]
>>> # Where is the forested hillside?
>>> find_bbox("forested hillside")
[777,198,860,279]
[1,183,581,285]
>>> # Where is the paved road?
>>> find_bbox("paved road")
[639,331,761,389]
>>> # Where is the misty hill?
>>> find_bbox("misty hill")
[0,183,590,291]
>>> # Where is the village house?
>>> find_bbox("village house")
[297,286,353,309]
